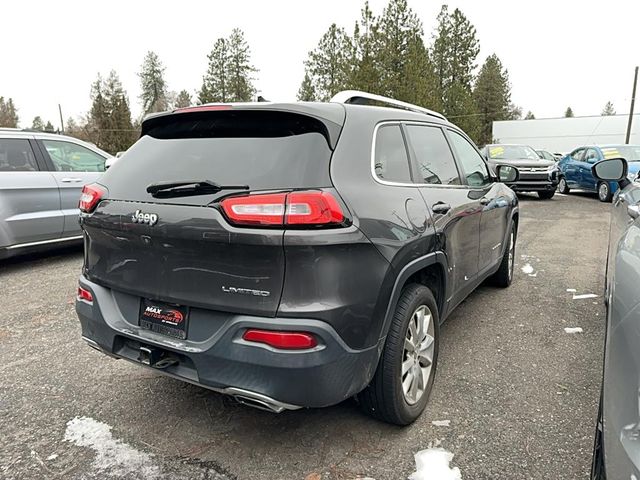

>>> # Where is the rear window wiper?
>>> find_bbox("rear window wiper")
[146,180,249,198]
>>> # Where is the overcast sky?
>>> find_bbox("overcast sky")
[2,0,639,130]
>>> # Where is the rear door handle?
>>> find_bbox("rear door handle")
[480,197,490,205]
[61,177,83,183]
[432,202,451,214]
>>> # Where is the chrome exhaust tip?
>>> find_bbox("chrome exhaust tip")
[223,387,301,413]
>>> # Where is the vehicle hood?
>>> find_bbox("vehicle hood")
[488,159,555,168]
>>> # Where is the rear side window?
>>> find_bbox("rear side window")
[104,111,335,201]
[42,140,106,172]
[374,124,411,183]
[0,139,38,171]
[405,125,460,185]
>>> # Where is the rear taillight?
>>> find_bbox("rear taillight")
[220,191,345,227]
[242,329,318,350]
[77,286,93,304]
[79,183,106,213]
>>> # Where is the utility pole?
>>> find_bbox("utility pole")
[58,104,65,134]
[626,66,638,144]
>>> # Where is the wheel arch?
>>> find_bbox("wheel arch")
[379,252,449,342]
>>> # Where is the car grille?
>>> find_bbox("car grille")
[518,167,549,173]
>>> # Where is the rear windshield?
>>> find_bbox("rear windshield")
[102,111,335,202]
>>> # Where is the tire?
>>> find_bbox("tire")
[558,177,570,194]
[491,224,516,288]
[538,190,555,200]
[598,181,612,203]
[358,284,439,425]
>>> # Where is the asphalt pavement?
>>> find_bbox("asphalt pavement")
[0,192,610,480]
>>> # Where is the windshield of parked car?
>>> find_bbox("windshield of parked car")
[601,146,640,162]
[488,145,541,161]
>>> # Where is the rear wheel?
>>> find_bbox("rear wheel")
[491,224,516,288]
[358,284,439,425]
[538,190,555,200]
[598,181,612,202]
[558,177,570,194]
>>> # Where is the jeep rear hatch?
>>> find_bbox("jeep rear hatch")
[81,107,345,317]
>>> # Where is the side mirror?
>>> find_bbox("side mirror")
[496,164,519,183]
[592,158,628,188]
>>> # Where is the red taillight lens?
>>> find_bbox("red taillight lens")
[79,183,106,213]
[286,191,344,225]
[242,329,318,350]
[221,193,287,226]
[220,191,345,227]
[77,286,93,303]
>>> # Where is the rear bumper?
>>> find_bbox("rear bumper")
[76,277,381,409]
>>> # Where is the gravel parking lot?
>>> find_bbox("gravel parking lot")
[0,192,609,480]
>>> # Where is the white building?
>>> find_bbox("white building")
[492,113,640,154]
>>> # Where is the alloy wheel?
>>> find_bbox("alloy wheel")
[598,182,609,202]
[402,305,435,405]
[508,230,514,281]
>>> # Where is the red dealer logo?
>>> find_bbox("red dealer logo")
[144,306,184,325]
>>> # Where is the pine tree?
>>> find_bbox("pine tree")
[139,51,168,115]
[349,2,381,93]
[200,38,230,103]
[375,0,424,99]
[88,71,136,153]
[565,107,574,118]
[44,120,55,132]
[431,6,480,139]
[0,97,19,127]
[602,101,615,116]
[524,111,535,120]
[31,116,45,130]
[473,54,513,145]
[303,23,352,101]
[174,89,192,108]
[227,29,257,102]
[297,72,317,101]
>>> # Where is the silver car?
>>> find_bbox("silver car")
[591,157,640,478]
[0,129,112,259]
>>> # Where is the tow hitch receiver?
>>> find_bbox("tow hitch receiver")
[138,346,179,369]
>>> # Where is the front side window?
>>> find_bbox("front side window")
[571,148,585,161]
[374,124,412,183]
[405,125,460,185]
[584,148,599,163]
[42,140,106,172]
[448,131,490,187]
[0,139,38,171]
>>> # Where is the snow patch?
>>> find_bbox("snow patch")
[64,416,159,478]
[564,327,583,334]
[521,263,534,274]
[573,293,598,300]
[432,420,451,427]
[566,288,576,293]
[409,448,461,480]
[46,454,58,461]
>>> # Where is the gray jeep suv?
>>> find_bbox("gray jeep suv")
[75,91,520,425]
[0,129,111,259]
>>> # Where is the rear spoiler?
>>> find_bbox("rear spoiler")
[141,103,345,150]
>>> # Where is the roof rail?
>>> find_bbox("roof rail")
[330,90,446,121]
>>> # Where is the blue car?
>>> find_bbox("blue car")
[557,145,640,202]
